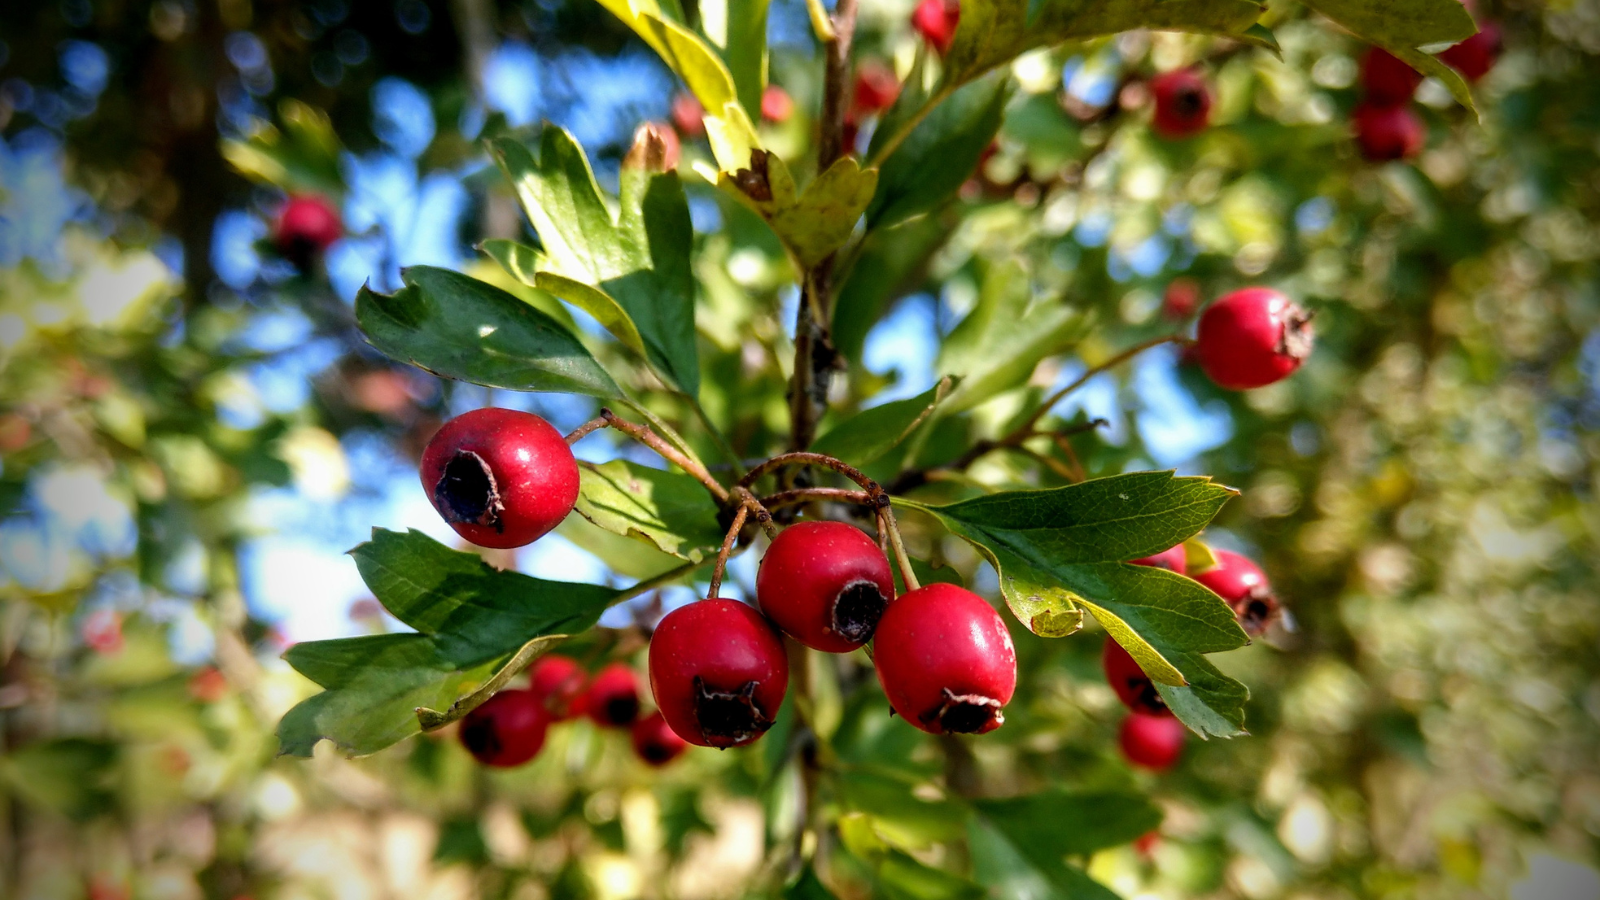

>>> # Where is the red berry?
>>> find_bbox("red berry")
[1191,549,1280,637]
[631,710,688,766]
[761,85,794,123]
[529,654,587,720]
[1353,101,1424,162]
[648,599,789,748]
[671,93,706,137]
[1194,287,1314,390]
[756,521,895,653]
[1120,712,1185,771]
[81,609,123,655]
[1149,69,1212,139]
[188,666,230,703]
[584,662,641,728]
[419,408,579,550]
[458,689,550,767]
[1439,22,1501,82]
[1162,278,1201,321]
[1134,831,1161,857]
[275,194,342,267]
[1131,544,1187,576]
[1102,636,1170,717]
[1360,48,1422,108]
[911,0,960,54]
[853,61,900,114]
[872,584,1016,735]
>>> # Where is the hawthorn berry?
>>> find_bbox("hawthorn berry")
[274,194,342,268]
[458,689,550,767]
[529,654,587,719]
[648,598,789,748]
[1192,549,1280,637]
[1439,22,1501,82]
[1360,48,1422,108]
[419,407,580,550]
[1102,636,1170,717]
[911,0,960,55]
[1131,544,1187,576]
[1194,287,1314,391]
[853,61,900,115]
[872,584,1016,735]
[756,520,895,653]
[1120,712,1185,771]
[1353,101,1424,162]
[761,85,794,123]
[1162,278,1201,321]
[631,711,688,766]
[584,662,642,728]
[671,93,706,137]
[1149,69,1213,140]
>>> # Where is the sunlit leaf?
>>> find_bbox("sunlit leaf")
[572,459,725,562]
[811,377,955,467]
[868,72,1010,231]
[1301,0,1479,113]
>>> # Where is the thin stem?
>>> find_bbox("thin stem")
[816,0,859,179]
[707,503,749,599]
[600,408,730,503]
[758,487,875,510]
[1050,432,1087,483]
[880,507,920,592]
[1017,334,1183,436]
[564,416,608,445]
[1013,444,1080,482]
[737,451,879,494]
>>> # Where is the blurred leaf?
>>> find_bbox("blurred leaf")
[868,72,1010,231]
[837,769,967,850]
[1301,0,1479,113]
[278,529,619,757]
[434,816,491,865]
[572,459,725,562]
[833,214,954,363]
[972,788,1162,858]
[934,260,1085,414]
[0,738,118,821]
[719,151,879,268]
[968,816,1120,900]
[356,266,623,399]
[220,99,343,194]
[877,851,986,900]
[785,866,840,900]
[812,377,955,467]
[491,129,700,395]
[701,0,771,115]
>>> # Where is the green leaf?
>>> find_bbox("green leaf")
[972,788,1162,859]
[572,459,726,563]
[837,769,968,851]
[356,265,623,399]
[784,866,840,900]
[278,529,620,757]
[934,260,1086,414]
[969,817,1121,900]
[832,214,955,363]
[719,151,879,268]
[701,0,771,116]
[1300,0,1478,113]
[221,99,344,194]
[590,0,739,112]
[811,377,955,467]
[868,72,1011,231]
[877,852,986,900]
[491,129,701,395]
[0,738,118,820]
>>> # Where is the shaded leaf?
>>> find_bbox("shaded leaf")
[878,851,986,900]
[972,788,1162,858]
[811,377,955,467]
[837,769,967,850]
[784,865,840,900]
[969,816,1121,900]
[572,459,726,563]
[833,213,954,363]
[1301,0,1478,113]
[701,0,772,116]
[892,556,966,595]
[868,72,1011,231]
[0,738,118,821]
[934,259,1085,414]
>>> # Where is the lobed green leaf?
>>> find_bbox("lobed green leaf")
[571,459,726,563]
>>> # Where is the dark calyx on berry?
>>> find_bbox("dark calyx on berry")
[1173,86,1206,118]
[603,693,640,725]
[435,450,506,531]
[1277,306,1316,361]
[1119,670,1167,714]
[1234,585,1281,636]
[831,579,890,645]
[926,687,1004,734]
[459,714,503,759]
[692,676,774,748]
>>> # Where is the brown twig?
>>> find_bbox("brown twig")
[568,408,731,504]
[758,487,876,510]
[737,451,880,494]
[564,415,608,445]
[706,503,749,600]
[878,506,920,592]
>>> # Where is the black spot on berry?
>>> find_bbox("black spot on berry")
[926,687,1003,734]
[436,450,505,532]
[693,677,774,748]
[831,580,889,644]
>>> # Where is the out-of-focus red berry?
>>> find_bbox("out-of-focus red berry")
[274,194,342,268]
[188,666,230,702]
[1439,22,1502,82]
[1353,101,1425,162]
[1120,712,1186,771]
[1361,48,1422,108]
[911,0,960,55]
[82,609,124,655]
[761,85,794,123]
[853,61,900,114]
[671,94,706,137]
[1149,69,1212,139]
[1162,278,1201,321]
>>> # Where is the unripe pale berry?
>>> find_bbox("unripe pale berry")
[1131,544,1187,576]
[419,408,580,549]
[1360,48,1422,108]
[631,711,688,766]
[911,0,959,55]
[1191,549,1280,637]
[1149,69,1212,140]
[648,599,789,748]
[585,662,642,728]
[1439,22,1501,82]
[275,194,342,268]
[756,521,895,653]
[458,688,550,767]
[1194,287,1314,390]
[1353,102,1424,162]
[1119,712,1185,771]
[1102,636,1170,717]
[872,584,1016,735]
[529,654,587,720]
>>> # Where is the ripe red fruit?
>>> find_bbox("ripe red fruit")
[529,654,587,719]
[671,93,706,137]
[761,85,794,123]
[458,689,550,767]
[419,408,579,550]
[1360,48,1422,108]
[275,194,342,267]
[1191,549,1280,637]
[1353,101,1424,162]
[872,584,1016,735]
[1120,712,1185,771]
[1194,287,1314,390]
[756,521,895,653]
[584,662,642,728]
[911,0,960,55]
[1149,69,1212,139]
[1439,22,1502,82]
[1131,544,1187,576]
[853,61,900,114]
[188,666,230,703]
[648,599,789,748]
[632,711,688,766]
[1102,636,1170,717]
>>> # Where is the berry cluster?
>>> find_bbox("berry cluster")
[1353,13,1500,162]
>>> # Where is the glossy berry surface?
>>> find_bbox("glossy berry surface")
[1120,712,1185,771]
[1102,636,1170,717]
[756,521,895,653]
[873,584,1016,735]
[529,654,587,719]
[458,689,549,767]
[1439,22,1501,82]
[274,194,342,267]
[420,407,579,549]
[1353,102,1424,162]
[631,711,688,766]
[911,0,960,54]
[1149,69,1212,139]
[853,61,900,114]
[1131,544,1187,576]
[761,85,794,122]
[584,662,641,728]
[1192,549,1280,637]
[1195,287,1314,390]
[649,599,789,748]
[1360,48,1422,107]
